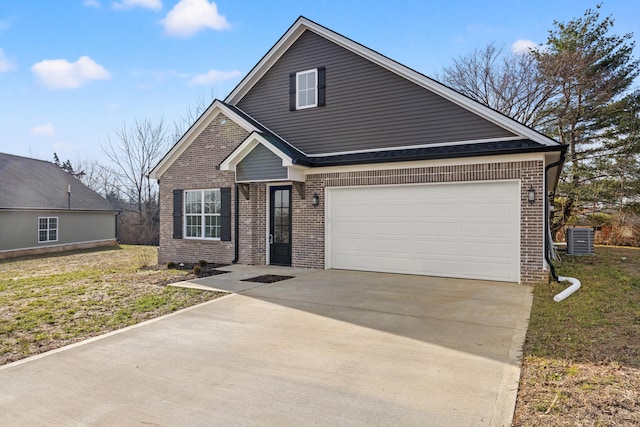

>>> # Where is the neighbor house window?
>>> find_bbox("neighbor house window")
[184,189,221,239]
[296,69,318,109]
[38,217,58,243]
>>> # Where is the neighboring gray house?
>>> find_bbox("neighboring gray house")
[0,152,118,259]
[150,17,566,284]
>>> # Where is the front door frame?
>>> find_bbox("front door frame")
[267,184,292,266]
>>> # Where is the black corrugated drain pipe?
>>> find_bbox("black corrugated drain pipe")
[544,149,566,282]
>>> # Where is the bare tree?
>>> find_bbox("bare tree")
[102,119,168,213]
[102,119,169,244]
[440,42,557,128]
[172,91,215,144]
[73,158,121,199]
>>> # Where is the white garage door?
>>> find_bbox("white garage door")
[326,181,520,282]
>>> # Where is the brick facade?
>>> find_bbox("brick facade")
[158,114,246,265]
[158,118,547,284]
[295,160,547,284]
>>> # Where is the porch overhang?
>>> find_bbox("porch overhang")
[220,132,308,183]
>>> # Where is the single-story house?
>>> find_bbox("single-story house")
[0,152,118,259]
[150,17,565,284]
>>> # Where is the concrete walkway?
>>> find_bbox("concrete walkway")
[0,267,532,426]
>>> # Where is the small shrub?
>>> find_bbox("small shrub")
[167,261,176,269]
[193,265,202,276]
[198,259,208,267]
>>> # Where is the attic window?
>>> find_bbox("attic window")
[296,69,317,109]
[289,67,325,111]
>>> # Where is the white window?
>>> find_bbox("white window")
[296,69,317,109]
[184,189,221,239]
[38,217,58,243]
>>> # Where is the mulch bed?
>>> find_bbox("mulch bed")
[169,263,230,278]
[241,274,294,284]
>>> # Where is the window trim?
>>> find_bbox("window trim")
[183,189,222,241]
[38,217,58,243]
[295,68,318,110]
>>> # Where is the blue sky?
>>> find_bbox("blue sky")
[1,1,638,165]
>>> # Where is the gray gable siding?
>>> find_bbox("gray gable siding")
[236,31,516,156]
[236,144,287,182]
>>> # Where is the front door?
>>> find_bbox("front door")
[269,185,292,266]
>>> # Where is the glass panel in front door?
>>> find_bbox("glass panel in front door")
[274,189,290,244]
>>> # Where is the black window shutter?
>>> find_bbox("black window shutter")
[317,66,326,107]
[172,189,183,239]
[220,187,231,241]
[289,72,296,111]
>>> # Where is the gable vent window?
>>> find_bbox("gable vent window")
[290,67,325,111]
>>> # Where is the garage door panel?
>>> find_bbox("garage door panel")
[370,238,413,254]
[413,222,459,237]
[414,240,459,256]
[419,259,461,275]
[462,242,513,258]
[462,202,514,219]
[461,261,514,280]
[327,182,520,282]
[332,236,371,251]
[462,223,513,239]
[415,203,458,218]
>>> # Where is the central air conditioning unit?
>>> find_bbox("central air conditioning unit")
[566,228,594,255]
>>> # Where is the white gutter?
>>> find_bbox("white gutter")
[554,276,581,302]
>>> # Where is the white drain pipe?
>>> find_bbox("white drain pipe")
[554,276,581,302]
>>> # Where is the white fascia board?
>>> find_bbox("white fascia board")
[150,100,259,179]
[305,136,523,158]
[225,17,559,148]
[288,166,306,182]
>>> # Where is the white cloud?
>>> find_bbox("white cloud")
[189,69,241,85]
[83,0,101,8]
[161,0,229,38]
[0,48,16,72]
[31,123,55,137]
[31,56,111,89]
[112,0,162,10]
[511,39,537,55]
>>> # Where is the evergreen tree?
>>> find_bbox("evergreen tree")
[533,4,639,232]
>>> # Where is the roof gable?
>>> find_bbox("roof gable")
[236,30,518,155]
[150,100,260,179]
[0,153,115,211]
[225,16,560,149]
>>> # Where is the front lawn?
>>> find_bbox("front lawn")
[514,246,640,426]
[0,245,226,365]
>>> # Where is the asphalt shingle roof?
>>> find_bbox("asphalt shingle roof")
[0,152,116,211]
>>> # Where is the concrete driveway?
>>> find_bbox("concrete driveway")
[0,267,532,426]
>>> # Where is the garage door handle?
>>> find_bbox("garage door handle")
[269,234,273,244]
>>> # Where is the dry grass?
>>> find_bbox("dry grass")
[514,246,640,426]
[0,245,226,365]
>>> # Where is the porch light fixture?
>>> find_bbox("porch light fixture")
[528,185,536,204]
[311,193,319,208]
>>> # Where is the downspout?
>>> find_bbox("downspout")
[115,211,121,243]
[544,149,566,282]
[232,184,239,264]
[545,149,581,301]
